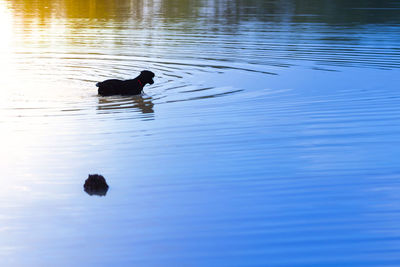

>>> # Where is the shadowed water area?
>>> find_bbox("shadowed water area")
[1,0,400,265]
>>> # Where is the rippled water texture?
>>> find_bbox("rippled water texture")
[1,0,400,265]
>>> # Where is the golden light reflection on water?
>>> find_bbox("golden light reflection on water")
[0,1,14,83]
[0,2,12,47]
[0,0,89,185]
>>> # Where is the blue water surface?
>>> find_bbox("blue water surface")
[1,0,400,266]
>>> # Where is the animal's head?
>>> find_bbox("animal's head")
[140,70,155,85]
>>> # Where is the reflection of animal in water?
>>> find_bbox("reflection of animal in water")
[84,174,109,196]
[97,95,154,114]
[96,70,155,96]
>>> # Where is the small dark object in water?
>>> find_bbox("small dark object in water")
[84,174,109,196]
[96,70,155,96]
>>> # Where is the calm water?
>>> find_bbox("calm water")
[1,0,400,265]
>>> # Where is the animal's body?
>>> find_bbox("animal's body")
[96,70,155,96]
[84,174,109,196]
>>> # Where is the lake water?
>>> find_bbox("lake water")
[1,0,400,265]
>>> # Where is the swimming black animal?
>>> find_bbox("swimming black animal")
[84,174,109,196]
[96,70,155,96]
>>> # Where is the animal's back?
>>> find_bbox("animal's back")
[96,79,124,88]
